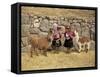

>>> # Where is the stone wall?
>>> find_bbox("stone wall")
[21,15,95,52]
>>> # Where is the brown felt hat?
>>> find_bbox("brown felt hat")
[65,26,70,29]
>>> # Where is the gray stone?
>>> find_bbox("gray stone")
[21,45,31,52]
[73,19,78,23]
[33,19,40,28]
[72,22,80,27]
[81,27,89,37]
[39,31,48,36]
[21,25,30,37]
[60,17,65,20]
[38,17,43,22]
[21,14,30,24]
[39,26,49,32]
[29,27,40,34]
[68,19,73,23]
[90,41,95,50]
[21,37,29,47]
[33,15,38,19]
[77,19,83,23]
[81,22,88,27]
[39,19,49,32]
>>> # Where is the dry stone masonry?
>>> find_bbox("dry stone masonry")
[21,15,95,52]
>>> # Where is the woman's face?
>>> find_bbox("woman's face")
[68,28,71,32]
[66,28,71,32]
[65,28,68,32]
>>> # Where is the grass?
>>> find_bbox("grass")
[21,6,95,19]
[21,50,95,71]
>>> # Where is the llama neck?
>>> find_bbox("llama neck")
[74,31,79,42]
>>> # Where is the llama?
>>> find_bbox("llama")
[29,34,52,57]
[73,30,90,53]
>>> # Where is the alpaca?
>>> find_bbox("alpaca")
[29,34,52,57]
[73,30,90,53]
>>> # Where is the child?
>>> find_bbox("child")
[52,26,62,49]
[63,26,75,49]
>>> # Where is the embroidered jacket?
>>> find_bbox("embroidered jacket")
[64,31,75,39]
[53,31,61,40]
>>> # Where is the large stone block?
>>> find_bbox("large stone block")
[39,19,49,32]
[21,37,29,47]
[39,31,48,36]
[29,27,40,34]
[21,45,31,52]
[21,25,30,37]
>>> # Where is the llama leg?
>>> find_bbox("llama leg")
[74,42,78,51]
[40,49,42,55]
[73,39,79,52]
[78,43,81,53]
[42,50,47,56]
[35,48,39,56]
[86,42,90,53]
[88,42,90,51]
[82,44,85,51]
[30,47,33,57]
[66,48,70,53]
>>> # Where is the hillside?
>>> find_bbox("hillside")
[21,6,95,19]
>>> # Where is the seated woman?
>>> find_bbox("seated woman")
[51,27,62,49]
[63,26,75,50]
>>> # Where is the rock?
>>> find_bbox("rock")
[38,17,43,22]
[39,26,49,32]
[21,37,29,47]
[39,19,49,32]
[81,22,88,27]
[53,16,58,20]
[68,19,73,24]
[90,41,95,50]
[59,18,68,26]
[73,19,77,23]
[33,15,38,19]
[71,22,80,27]
[81,27,89,37]
[33,19,40,28]
[49,19,55,28]
[21,45,31,52]
[39,32,48,36]
[30,17,34,26]
[60,17,65,20]
[21,14,30,24]
[21,25,30,37]
[77,19,83,23]
[29,27,40,34]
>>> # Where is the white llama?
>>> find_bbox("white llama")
[73,29,90,53]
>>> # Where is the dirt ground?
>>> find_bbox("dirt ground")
[21,50,95,71]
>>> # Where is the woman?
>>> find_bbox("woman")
[52,27,62,49]
[63,26,75,49]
